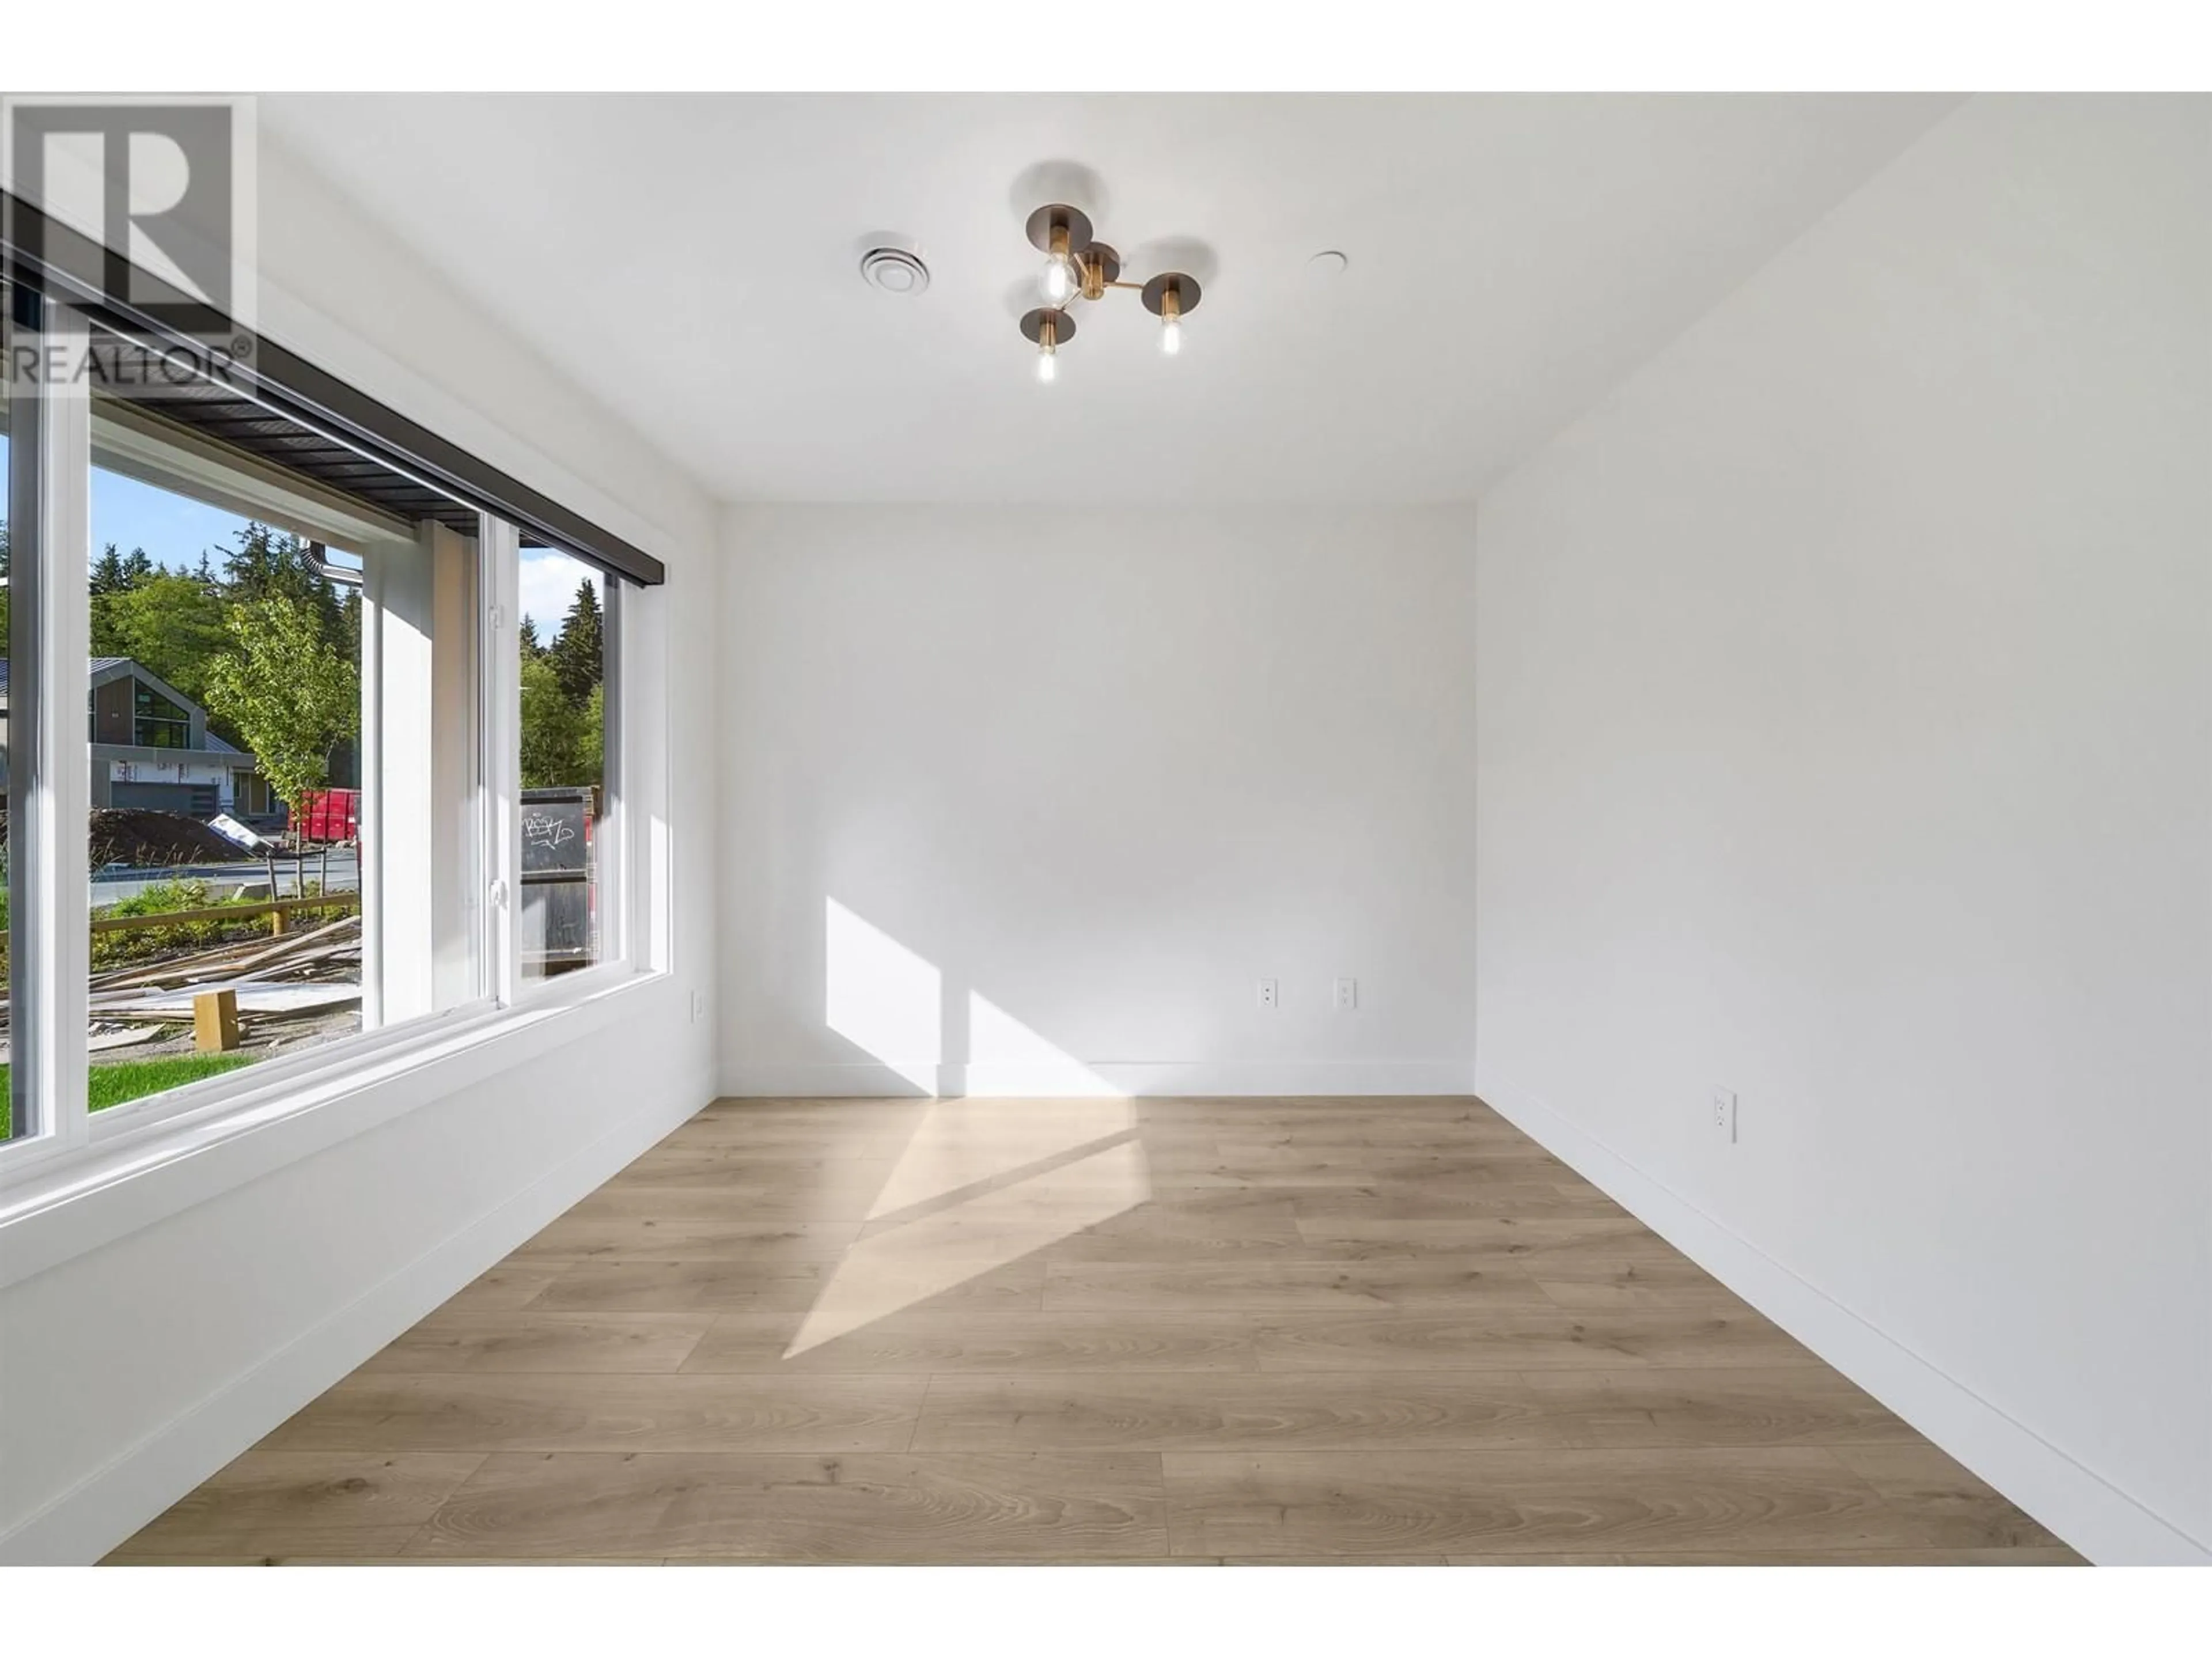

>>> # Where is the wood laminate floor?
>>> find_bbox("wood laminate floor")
[107,1096,2079,1566]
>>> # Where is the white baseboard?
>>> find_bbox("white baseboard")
[0,1070,712,1566]
[719,1058,1478,1099]
[1476,1069,2210,1567]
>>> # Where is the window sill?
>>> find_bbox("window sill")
[0,967,669,1290]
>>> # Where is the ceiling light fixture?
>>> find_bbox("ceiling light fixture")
[1016,203,1202,384]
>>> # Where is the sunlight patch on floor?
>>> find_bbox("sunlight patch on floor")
[869,1093,1137,1218]
[786,1136,1150,1356]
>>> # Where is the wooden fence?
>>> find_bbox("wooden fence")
[88,891,362,938]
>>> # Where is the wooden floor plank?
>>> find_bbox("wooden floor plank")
[683,1309,1263,1374]
[509,1217,863,1264]
[1288,1183,1633,1221]
[263,1373,929,1454]
[1252,1309,1820,1371]
[909,1368,1921,1455]
[1042,1257,1563,1313]
[108,1452,486,1558]
[362,1313,715,1374]
[1160,1448,2060,1558]
[404,1450,1169,1560]
[527,1254,1046,1315]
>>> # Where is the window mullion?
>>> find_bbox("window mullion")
[483,517,522,1007]
[14,299,93,1147]
[599,578,626,970]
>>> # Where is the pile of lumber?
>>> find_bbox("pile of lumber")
[0,915,362,1056]
[84,915,363,1045]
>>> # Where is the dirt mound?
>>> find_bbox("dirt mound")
[1,808,262,868]
[85,809,260,869]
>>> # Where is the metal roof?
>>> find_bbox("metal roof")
[1,657,191,696]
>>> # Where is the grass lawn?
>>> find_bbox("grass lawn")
[1,1052,258,1138]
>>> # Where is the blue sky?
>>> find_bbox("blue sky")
[92,465,247,578]
[81,464,597,637]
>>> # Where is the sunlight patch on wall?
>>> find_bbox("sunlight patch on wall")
[824,896,940,1092]
[967,991,1124,1097]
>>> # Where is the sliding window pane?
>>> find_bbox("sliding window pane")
[517,543,612,983]
[81,336,483,1118]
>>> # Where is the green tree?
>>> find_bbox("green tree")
[92,571,232,706]
[548,579,603,702]
[518,651,588,789]
[224,523,347,653]
[90,543,140,595]
[578,681,605,790]
[517,614,543,658]
[202,595,361,823]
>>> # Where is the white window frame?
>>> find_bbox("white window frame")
[5,299,94,1166]
[0,297,661,1199]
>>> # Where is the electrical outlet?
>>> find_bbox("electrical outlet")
[1334,977,1358,1011]
[1712,1086,1737,1143]
[1256,979,1279,1010]
[691,990,707,1024]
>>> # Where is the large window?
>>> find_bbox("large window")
[0,289,647,1163]
[130,681,194,749]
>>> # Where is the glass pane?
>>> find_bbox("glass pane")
[517,543,609,983]
[81,336,482,1118]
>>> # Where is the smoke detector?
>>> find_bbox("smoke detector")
[859,245,930,296]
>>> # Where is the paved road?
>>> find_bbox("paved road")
[92,847,362,906]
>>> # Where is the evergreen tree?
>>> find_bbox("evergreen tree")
[518,615,543,658]
[222,522,346,652]
[548,579,603,703]
[91,543,135,594]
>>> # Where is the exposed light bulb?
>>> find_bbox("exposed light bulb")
[1036,347,1057,385]
[1160,315,1183,357]
[1041,255,1073,304]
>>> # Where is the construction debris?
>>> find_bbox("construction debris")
[83,808,263,869]
[2,913,365,1067]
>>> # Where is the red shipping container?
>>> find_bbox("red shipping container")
[299,787,360,843]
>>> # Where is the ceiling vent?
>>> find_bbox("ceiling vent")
[859,245,930,296]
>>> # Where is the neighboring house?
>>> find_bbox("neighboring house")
[0,657,273,819]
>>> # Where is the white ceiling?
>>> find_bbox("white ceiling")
[262,93,1961,505]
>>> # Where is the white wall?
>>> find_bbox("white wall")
[0,139,722,1562]
[1474,94,2211,1563]
[719,505,1478,1098]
